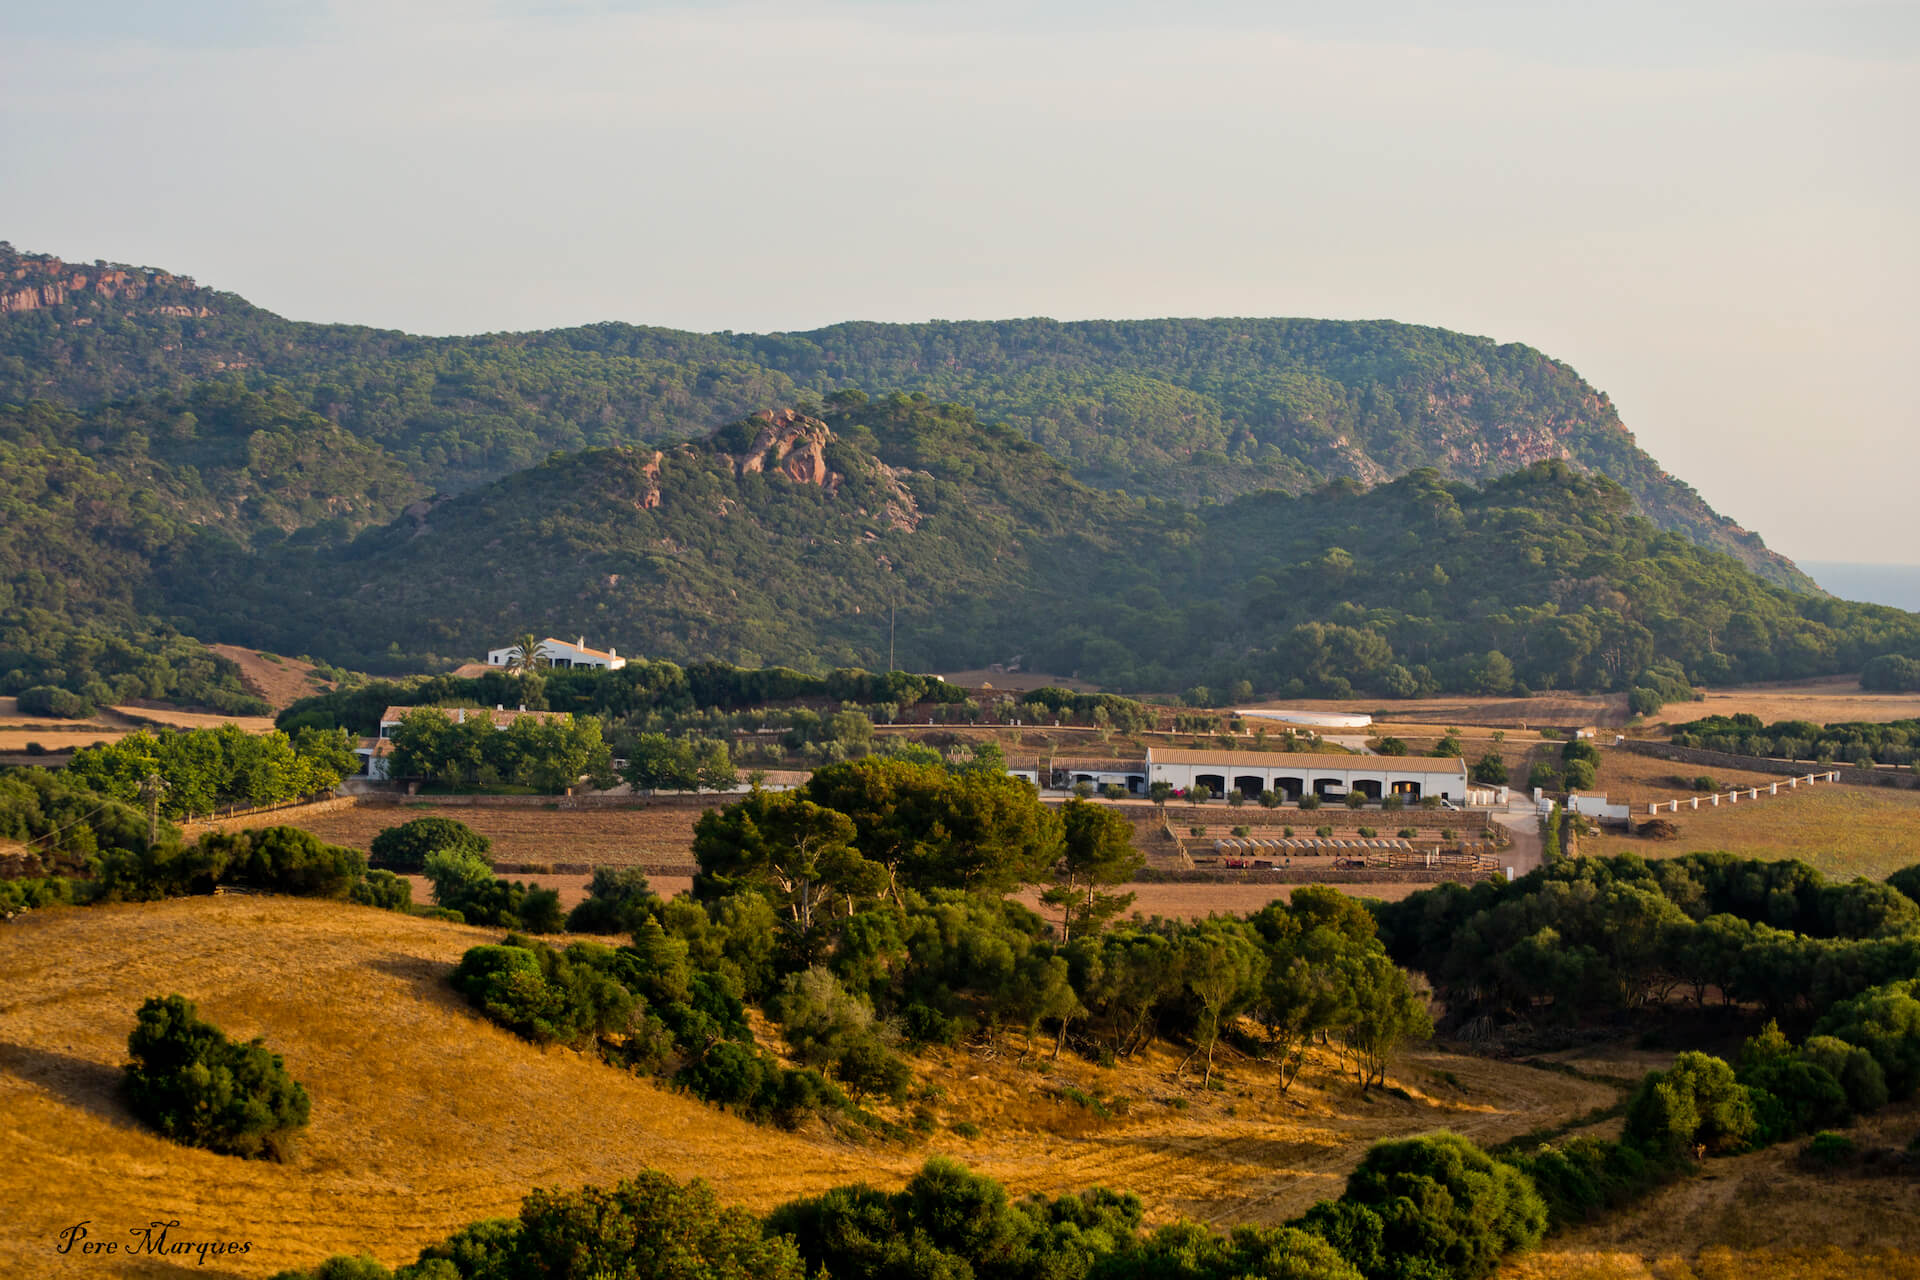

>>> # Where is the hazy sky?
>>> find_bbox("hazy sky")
[4,0,1915,563]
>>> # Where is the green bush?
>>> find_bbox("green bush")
[1299,794,1322,811]
[565,866,661,934]
[17,684,92,718]
[349,868,413,912]
[1623,1052,1755,1158]
[1335,1132,1547,1279]
[369,816,491,873]
[1798,1035,1890,1113]
[449,940,635,1047]
[219,826,366,898]
[1344,791,1368,810]
[1803,1131,1857,1168]
[123,994,310,1159]
[1812,979,1920,1100]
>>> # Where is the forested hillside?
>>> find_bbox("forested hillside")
[146,397,1920,697]
[0,243,1806,587]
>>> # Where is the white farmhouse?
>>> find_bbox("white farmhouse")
[485,636,627,672]
[1144,748,1471,804]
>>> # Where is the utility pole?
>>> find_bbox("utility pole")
[138,772,167,847]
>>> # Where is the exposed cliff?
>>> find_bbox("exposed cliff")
[0,240,1813,590]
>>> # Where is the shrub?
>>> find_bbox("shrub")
[450,940,635,1047]
[1563,759,1597,792]
[17,684,92,718]
[1336,1132,1547,1279]
[1381,795,1404,812]
[1471,752,1508,785]
[515,1171,805,1280]
[1802,1131,1858,1168]
[1623,1052,1755,1158]
[1798,1035,1890,1113]
[1299,795,1322,811]
[518,886,566,934]
[1344,791,1367,810]
[349,868,412,912]
[1316,826,1334,839]
[1231,825,1251,838]
[222,826,365,898]
[1357,827,1377,839]
[1189,825,1206,838]
[1812,979,1920,1100]
[565,866,661,934]
[369,817,491,873]
[1397,828,1417,840]
[123,995,311,1159]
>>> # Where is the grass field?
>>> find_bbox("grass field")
[206,644,336,712]
[296,801,713,868]
[1584,752,1920,882]
[0,894,1626,1278]
[1499,1100,1920,1278]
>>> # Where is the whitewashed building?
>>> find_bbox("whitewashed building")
[1144,748,1471,804]
[485,636,627,672]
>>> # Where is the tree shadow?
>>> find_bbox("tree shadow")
[0,1039,134,1125]
[366,951,466,1010]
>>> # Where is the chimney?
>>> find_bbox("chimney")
[577,636,585,648]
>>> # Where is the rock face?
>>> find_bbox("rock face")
[727,409,842,492]
[0,249,211,318]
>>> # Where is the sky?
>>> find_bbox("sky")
[2,0,1915,564]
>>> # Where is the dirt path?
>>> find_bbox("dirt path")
[1492,796,1544,878]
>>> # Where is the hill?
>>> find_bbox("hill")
[0,242,1809,588]
[0,892,1621,1278]
[159,398,1920,697]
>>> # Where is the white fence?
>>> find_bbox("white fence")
[1644,771,1840,816]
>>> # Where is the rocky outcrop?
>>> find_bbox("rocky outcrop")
[0,248,211,318]
[639,450,664,509]
[726,409,841,493]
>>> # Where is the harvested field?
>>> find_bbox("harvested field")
[294,800,713,868]
[400,874,1427,919]
[1584,784,1920,883]
[1592,748,1804,807]
[0,697,276,753]
[1500,1099,1920,1279]
[0,894,1627,1278]
[207,643,336,711]
[1645,676,1920,730]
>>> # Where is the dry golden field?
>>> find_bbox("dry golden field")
[1644,677,1920,731]
[1500,1101,1920,1279]
[296,801,713,868]
[206,644,335,712]
[1582,752,1920,882]
[0,697,277,755]
[0,894,1626,1278]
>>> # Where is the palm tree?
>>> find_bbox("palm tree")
[508,632,544,677]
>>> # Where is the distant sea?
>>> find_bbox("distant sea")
[1802,562,1920,612]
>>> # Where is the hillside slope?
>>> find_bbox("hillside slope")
[0,243,1808,588]
[0,893,1620,1278]
[163,399,1919,695]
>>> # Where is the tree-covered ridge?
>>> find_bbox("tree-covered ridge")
[164,396,1917,696]
[0,242,1807,587]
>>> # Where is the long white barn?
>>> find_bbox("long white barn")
[1146,748,1470,803]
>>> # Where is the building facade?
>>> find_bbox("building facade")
[485,637,627,671]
